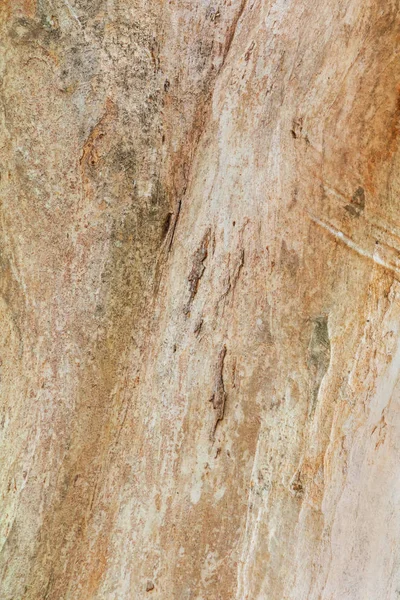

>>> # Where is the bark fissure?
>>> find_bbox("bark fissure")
[209,344,227,440]
[183,227,211,315]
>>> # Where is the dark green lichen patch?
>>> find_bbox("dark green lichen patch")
[345,186,365,217]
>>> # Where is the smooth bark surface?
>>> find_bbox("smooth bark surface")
[1,0,400,598]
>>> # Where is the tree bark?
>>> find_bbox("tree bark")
[1,0,400,598]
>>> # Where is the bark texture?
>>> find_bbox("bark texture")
[1,0,400,598]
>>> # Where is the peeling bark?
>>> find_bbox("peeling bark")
[209,344,228,440]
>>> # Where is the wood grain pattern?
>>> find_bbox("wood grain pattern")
[1,0,400,598]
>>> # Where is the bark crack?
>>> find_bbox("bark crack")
[163,0,249,260]
[220,0,249,71]
[183,228,211,315]
[216,248,245,314]
[209,344,227,440]
[167,199,182,252]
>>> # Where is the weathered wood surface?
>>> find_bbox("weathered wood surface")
[1,0,400,598]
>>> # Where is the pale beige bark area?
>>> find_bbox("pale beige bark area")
[1,0,400,598]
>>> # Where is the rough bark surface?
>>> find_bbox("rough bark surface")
[1,0,400,598]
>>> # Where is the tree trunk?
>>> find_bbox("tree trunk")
[1,0,400,598]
